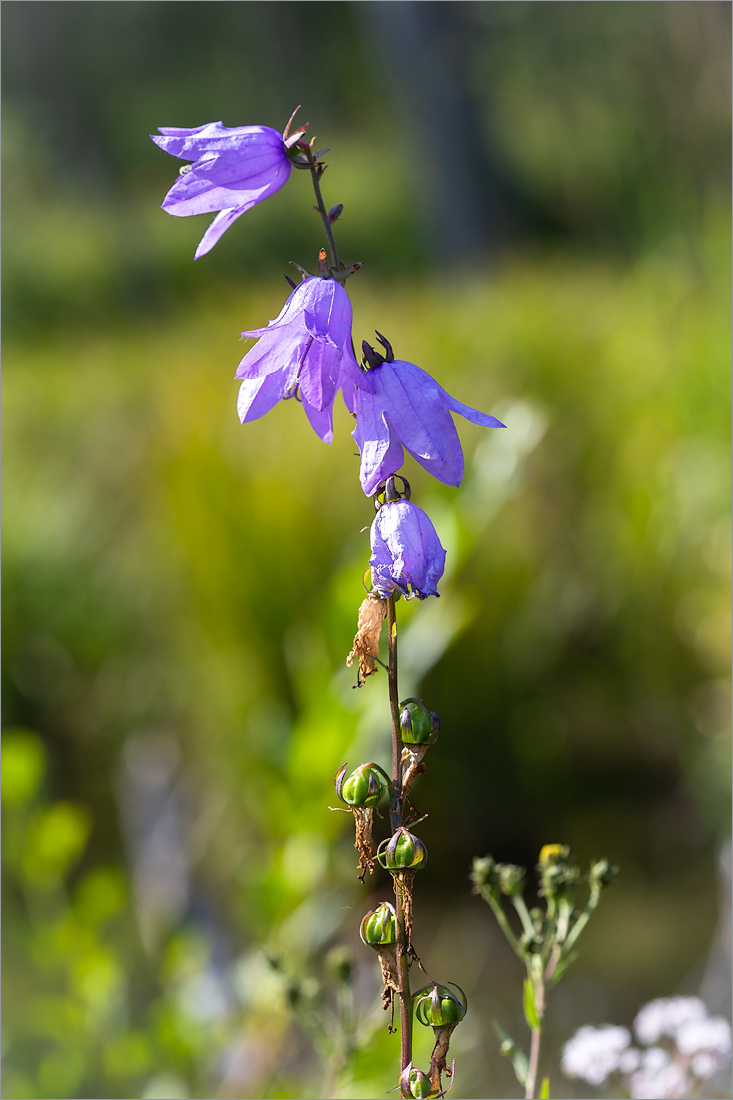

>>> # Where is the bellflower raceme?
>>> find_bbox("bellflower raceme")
[151,121,294,259]
[353,353,505,496]
[370,500,446,600]
[236,276,370,444]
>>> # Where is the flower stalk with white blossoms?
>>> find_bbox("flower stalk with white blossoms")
[152,106,505,1097]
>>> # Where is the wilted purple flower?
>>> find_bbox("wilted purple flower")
[352,357,505,496]
[236,277,369,444]
[370,500,446,600]
[151,122,292,258]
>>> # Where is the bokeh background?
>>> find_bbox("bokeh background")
[2,3,731,1098]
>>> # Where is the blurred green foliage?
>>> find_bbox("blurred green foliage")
[2,3,730,1098]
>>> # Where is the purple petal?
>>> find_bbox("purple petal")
[162,159,290,218]
[405,413,464,486]
[443,390,506,429]
[372,361,448,460]
[298,338,342,412]
[152,123,285,159]
[370,501,446,599]
[194,207,249,259]
[235,325,308,381]
[301,395,334,444]
[237,368,294,424]
[353,394,405,496]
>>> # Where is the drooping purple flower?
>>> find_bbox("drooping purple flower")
[353,356,505,496]
[151,122,293,259]
[236,277,370,444]
[370,500,446,600]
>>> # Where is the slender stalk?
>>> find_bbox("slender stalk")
[481,891,524,959]
[525,981,545,1100]
[386,596,402,831]
[511,893,537,943]
[308,154,340,269]
[385,594,413,1075]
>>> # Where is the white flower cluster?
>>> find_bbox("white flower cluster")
[561,997,732,1099]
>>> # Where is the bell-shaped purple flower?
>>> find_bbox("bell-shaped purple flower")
[370,500,446,600]
[151,122,292,258]
[353,359,505,496]
[236,277,370,444]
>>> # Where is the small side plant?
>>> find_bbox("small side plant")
[471,845,617,1099]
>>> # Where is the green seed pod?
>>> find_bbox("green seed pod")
[377,827,427,872]
[334,761,390,808]
[399,1064,432,1099]
[413,982,467,1028]
[360,901,396,947]
[399,697,440,746]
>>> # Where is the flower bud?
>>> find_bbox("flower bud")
[414,982,467,1028]
[360,901,396,948]
[399,1064,433,1099]
[377,827,427,872]
[537,844,579,899]
[498,863,526,897]
[399,698,440,747]
[334,761,390,808]
[588,858,618,888]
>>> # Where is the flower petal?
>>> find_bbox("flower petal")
[353,397,404,496]
[194,207,250,259]
[405,413,464,486]
[301,395,334,444]
[373,361,448,460]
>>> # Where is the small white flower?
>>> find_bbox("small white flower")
[629,1060,688,1100]
[677,1015,732,1057]
[561,1024,631,1086]
[691,1051,721,1080]
[634,997,707,1045]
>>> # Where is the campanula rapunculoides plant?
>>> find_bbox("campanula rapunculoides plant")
[152,105,506,1098]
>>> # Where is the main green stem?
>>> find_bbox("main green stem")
[387,595,412,1076]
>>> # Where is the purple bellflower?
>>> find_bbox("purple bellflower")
[236,276,370,444]
[151,121,295,259]
[370,500,446,600]
[353,346,505,496]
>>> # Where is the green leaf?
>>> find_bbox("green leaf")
[523,977,541,1031]
[492,1020,529,1086]
[539,1075,551,1098]
[548,949,579,985]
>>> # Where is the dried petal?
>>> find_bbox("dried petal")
[347,593,387,684]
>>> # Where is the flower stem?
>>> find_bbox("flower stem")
[308,154,340,270]
[525,980,545,1100]
[387,596,402,832]
[525,1021,542,1100]
[386,595,413,1075]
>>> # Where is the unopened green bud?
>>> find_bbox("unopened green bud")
[377,827,427,872]
[498,863,526,897]
[400,1064,432,1099]
[334,761,390,808]
[413,982,467,1028]
[589,858,618,888]
[360,901,396,948]
[399,698,440,746]
[471,854,501,893]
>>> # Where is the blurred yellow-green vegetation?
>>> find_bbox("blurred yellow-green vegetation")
[2,3,730,1098]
